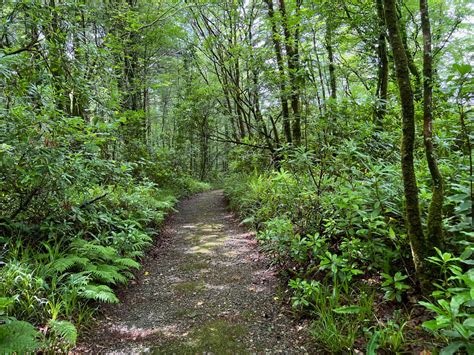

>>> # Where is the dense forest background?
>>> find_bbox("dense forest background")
[0,0,472,352]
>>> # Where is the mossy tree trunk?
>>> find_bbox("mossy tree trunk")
[375,0,388,127]
[384,0,429,284]
[420,0,444,248]
[325,11,337,100]
[279,0,302,145]
[264,0,292,144]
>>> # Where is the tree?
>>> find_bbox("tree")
[420,0,444,248]
[279,0,303,145]
[374,0,388,126]
[384,0,428,283]
[264,0,292,144]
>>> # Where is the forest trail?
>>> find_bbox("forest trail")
[77,190,311,354]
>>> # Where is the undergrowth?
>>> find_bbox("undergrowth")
[0,154,210,352]
[224,130,473,353]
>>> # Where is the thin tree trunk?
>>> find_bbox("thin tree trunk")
[263,0,292,144]
[315,47,327,112]
[397,1,422,100]
[375,0,388,127]
[325,16,337,100]
[420,0,444,248]
[384,0,427,283]
[279,0,302,145]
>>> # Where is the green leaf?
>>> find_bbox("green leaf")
[241,216,255,225]
[393,272,408,281]
[333,305,363,314]
[450,294,468,316]
[419,301,444,315]
[452,63,472,76]
[440,341,465,355]
[0,298,14,315]
[422,319,443,331]
[453,322,469,339]
[388,227,396,239]
[50,256,89,273]
[366,331,380,355]
[114,258,140,269]
[463,317,474,331]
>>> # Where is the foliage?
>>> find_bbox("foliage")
[0,297,40,353]
[419,248,474,354]
[224,120,471,351]
[366,318,408,354]
[1,0,472,352]
[289,279,374,352]
[381,272,411,302]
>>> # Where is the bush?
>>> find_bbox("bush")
[0,143,210,352]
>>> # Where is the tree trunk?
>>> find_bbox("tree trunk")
[397,0,422,100]
[420,0,444,248]
[374,0,388,127]
[325,15,337,100]
[264,0,292,144]
[279,0,302,145]
[384,0,428,283]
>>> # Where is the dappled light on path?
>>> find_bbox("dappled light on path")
[76,190,310,353]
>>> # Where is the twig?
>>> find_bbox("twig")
[79,193,108,209]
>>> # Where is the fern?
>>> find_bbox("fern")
[85,264,128,284]
[0,319,40,353]
[121,271,135,280]
[128,239,152,252]
[79,284,119,303]
[115,257,140,269]
[128,250,145,258]
[71,240,116,261]
[50,256,89,273]
[66,272,90,287]
[48,319,77,346]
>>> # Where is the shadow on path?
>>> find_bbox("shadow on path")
[76,190,311,354]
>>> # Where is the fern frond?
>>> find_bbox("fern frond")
[48,319,77,346]
[0,319,40,353]
[114,258,140,269]
[122,271,135,280]
[85,264,127,284]
[71,240,117,261]
[127,250,144,258]
[129,240,151,252]
[66,272,91,287]
[79,284,119,303]
[50,256,89,273]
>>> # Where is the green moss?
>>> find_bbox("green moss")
[152,320,249,354]
[179,260,209,272]
[172,281,205,294]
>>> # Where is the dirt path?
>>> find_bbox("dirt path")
[77,190,311,354]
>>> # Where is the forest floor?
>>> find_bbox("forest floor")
[76,190,312,354]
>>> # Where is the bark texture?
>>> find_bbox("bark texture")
[279,0,302,145]
[264,0,292,144]
[384,0,427,281]
[375,0,388,126]
[420,0,444,249]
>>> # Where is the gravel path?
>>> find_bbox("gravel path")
[76,190,312,354]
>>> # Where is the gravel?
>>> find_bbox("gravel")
[75,190,313,354]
